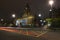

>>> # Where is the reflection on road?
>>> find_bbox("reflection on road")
[0,27,48,37]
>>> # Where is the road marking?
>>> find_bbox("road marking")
[36,31,48,37]
[0,27,48,38]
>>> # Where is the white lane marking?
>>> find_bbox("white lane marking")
[36,31,48,37]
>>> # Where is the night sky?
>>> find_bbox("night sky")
[0,0,60,19]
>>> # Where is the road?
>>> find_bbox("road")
[38,30,60,40]
[0,27,60,40]
[0,27,48,37]
[0,30,47,40]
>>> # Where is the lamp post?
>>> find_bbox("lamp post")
[38,14,42,27]
[12,14,16,25]
[49,0,54,18]
[49,0,54,8]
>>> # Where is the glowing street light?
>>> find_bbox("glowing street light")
[12,14,16,18]
[49,0,54,7]
[49,0,54,18]
[49,0,54,11]
[49,9,52,11]
[38,14,41,17]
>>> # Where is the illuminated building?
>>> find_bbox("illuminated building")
[16,3,34,27]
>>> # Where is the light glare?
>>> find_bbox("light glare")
[49,0,54,7]
[12,14,15,18]
[38,14,41,17]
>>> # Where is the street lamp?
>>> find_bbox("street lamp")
[49,0,54,8]
[49,9,52,11]
[49,0,54,18]
[12,14,16,25]
[38,14,41,17]
[12,14,16,18]
[49,0,54,11]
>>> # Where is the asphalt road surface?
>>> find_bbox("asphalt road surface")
[0,30,47,40]
[0,27,48,37]
[0,27,60,40]
[41,31,60,40]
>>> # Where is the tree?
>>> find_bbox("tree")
[49,8,60,29]
[52,8,60,18]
